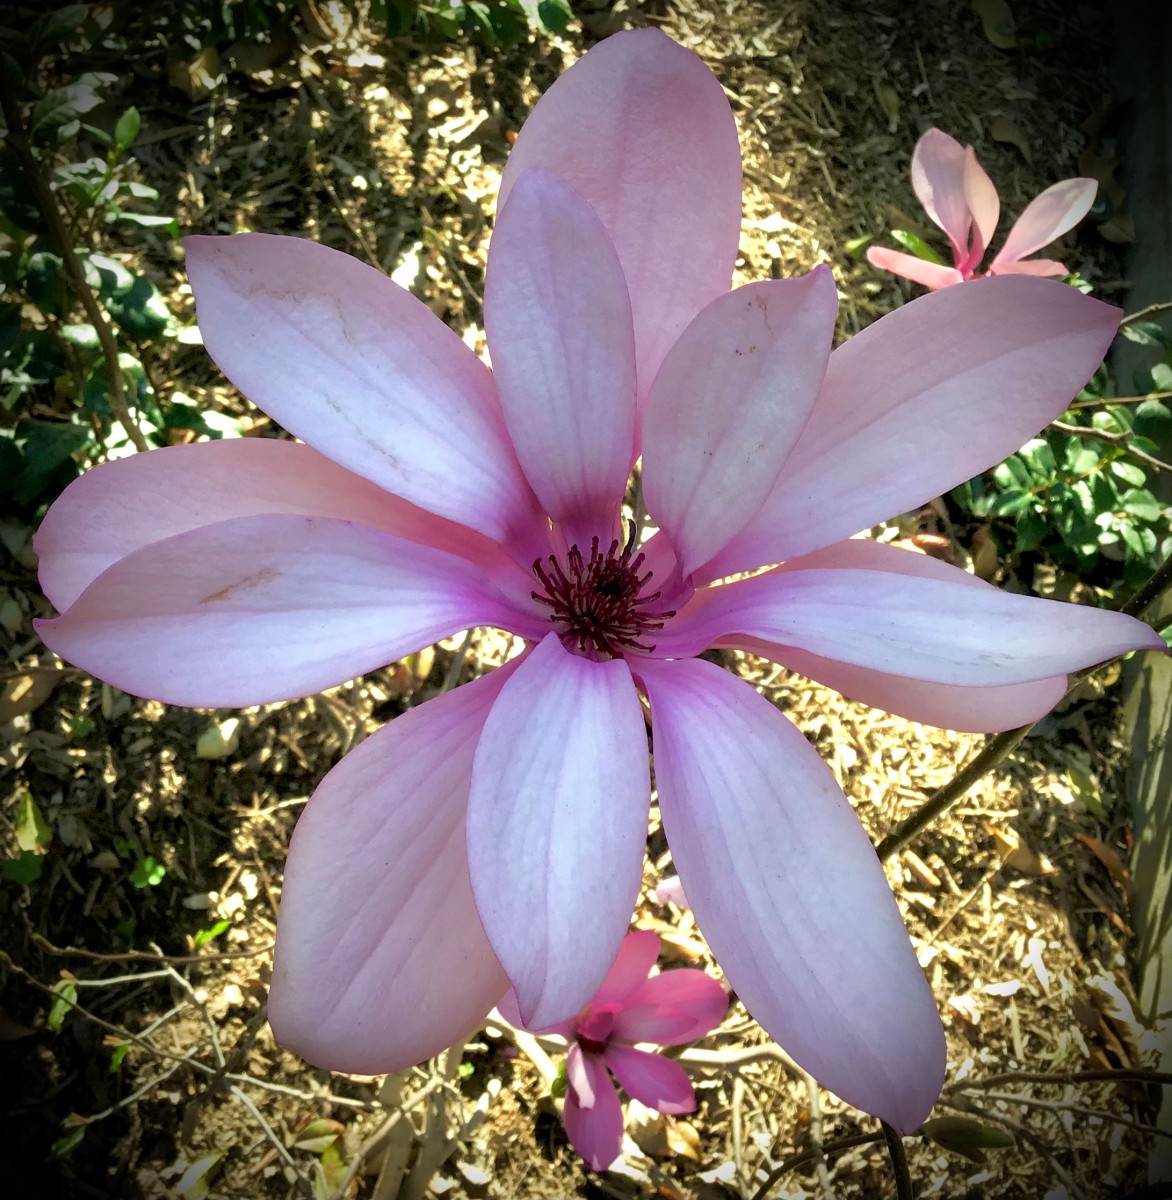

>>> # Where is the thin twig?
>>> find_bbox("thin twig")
[749,1131,886,1200]
[1069,389,1172,410]
[1121,301,1172,327]
[971,1089,1172,1138]
[0,72,149,453]
[946,1066,1172,1092]
[32,931,272,963]
[803,1071,836,1199]
[881,1122,914,1200]
[228,1084,314,1200]
[877,551,1172,861]
[1051,419,1172,475]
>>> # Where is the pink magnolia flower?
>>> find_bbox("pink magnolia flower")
[867,127,1097,290]
[500,930,727,1171]
[33,30,1163,1136]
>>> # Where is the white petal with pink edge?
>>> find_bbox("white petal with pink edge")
[961,146,1000,263]
[639,656,945,1133]
[35,439,515,614]
[485,170,636,544]
[466,634,651,1030]
[699,276,1121,579]
[186,234,542,548]
[641,270,837,579]
[268,662,515,1074]
[499,28,741,399]
[37,514,531,707]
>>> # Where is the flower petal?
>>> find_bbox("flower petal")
[485,170,636,542]
[987,258,1069,278]
[639,656,945,1133]
[618,969,729,1045]
[961,146,999,264]
[500,28,741,396]
[592,930,661,1007]
[714,539,1067,732]
[910,128,971,263]
[655,564,1164,686]
[268,662,515,1074]
[35,439,509,614]
[567,1042,598,1108]
[641,270,837,578]
[700,276,1121,578]
[467,634,651,1029]
[605,1045,695,1115]
[563,1060,624,1171]
[186,234,541,547]
[865,246,965,290]
[991,178,1097,267]
[37,514,529,707]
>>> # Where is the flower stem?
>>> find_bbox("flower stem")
[881,1122,915,1200]
[877,552,1172,862]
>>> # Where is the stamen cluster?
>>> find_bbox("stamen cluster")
[532,531,673,659]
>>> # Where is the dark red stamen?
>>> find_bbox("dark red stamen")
[531,529,674,659]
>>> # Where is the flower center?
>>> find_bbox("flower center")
[531,527,674,660]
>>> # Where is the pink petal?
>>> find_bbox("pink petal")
[466,634,651,1030]
[639,656,945,1133]
[500,28,741,399]
[718,539,1067,732]
[604,1045,695,1115]
[961,146,999,263]
[563,1059,624,1171]
[618,969,729,1045]
[865,246,965,290]
[484,170,636,543]
[592,930,661,1007]
[991,178,1097,267]
[641,270,837,577]
[186,234,542,548]
[655,563,1165,686]
[268,662,515,1074]
[987,258,1069,278]
[35,439,512,614]
[37,514,528,707]
[609,1005,698,1044]
[567,1042,598,1108]
[910,128,971,263]
[699,276,1121,578]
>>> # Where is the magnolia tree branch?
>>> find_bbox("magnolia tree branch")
[1050,419,1172,475]
[0,70,150,454]
[1120,300,1172,327]
[881,1123,915,1200]
[877,551,1172,861]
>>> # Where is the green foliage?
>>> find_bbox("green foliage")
[47,978,78,1031]
[192,918,233,948]
[129,856,166,888]
[889,229,947,265]
[372,0,574,43]
[951,345,1172,598]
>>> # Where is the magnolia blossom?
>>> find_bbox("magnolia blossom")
[34,30,1163,1135]
[867,127,1097,289]
[500,930,727,1171]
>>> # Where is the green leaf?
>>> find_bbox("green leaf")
[889,229,946,264]
[1109,459,1146,488]
[2,852,43,885]
[1120,522,1145,557]
[5,419,92,505]
[987,489,1031,518]
[844,234,874,257]
[129,856,165,887]
[114,106,140,153]
[1151,361,1172,392]
[1066,767,1105,818]
[1065,441,1102,475]
[192,919,232,948]
[24,251,67,314]
[921,1115,1014,1164]
[1119,320,1172,348]
[15,793,51,853]
[49,1125,86,1160]
[549,1058,567,1099]
[29,6,91,52]
[0,148,48,235]
[536,0,573,32]
[108,1042,130,1073]
[83,253,174,340]
[1017,437,1056,481]
[1014,508,1047,554]
[1134,399,1171,441]
[29,74,116,139]
[1120,488,1162,522]
[114,212,180,237]
[47,979,77,1031]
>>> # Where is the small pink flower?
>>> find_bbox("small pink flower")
[501,930,727,1172]
[33,31,1163,1135]
[867,128,1097,289]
